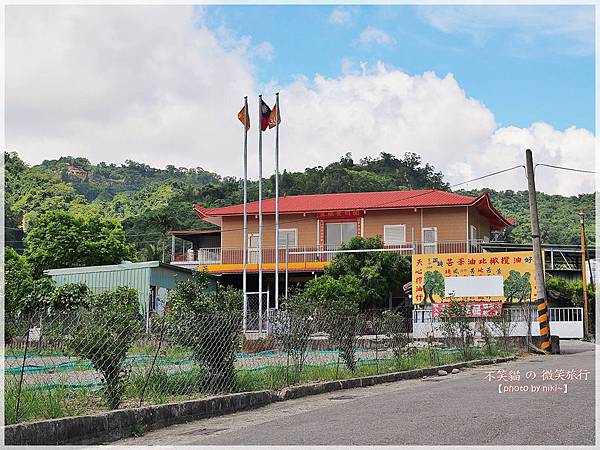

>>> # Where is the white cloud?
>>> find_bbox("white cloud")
[6,6,595,195]
[358,26,395,46]
[6,5,256,173]
[329,8,352,25]
[277,64,594,195]
[416,5,594,55]
[252,41,274,62]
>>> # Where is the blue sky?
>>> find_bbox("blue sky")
[204,4,594,132]
[7,5,595,194]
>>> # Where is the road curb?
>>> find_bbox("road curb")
[277,356,516,400]
[4,356,515,445]
[4,390,277,446]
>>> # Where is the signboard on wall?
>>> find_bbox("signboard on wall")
[431,302,503,318]
[411,251,538,304]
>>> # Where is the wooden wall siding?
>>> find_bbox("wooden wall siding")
[363,209,422,242]
[422,207,468,241]
[364,207,474,242]
[468,207,493,240]
[220,206,493,248]
[221,214,317,248]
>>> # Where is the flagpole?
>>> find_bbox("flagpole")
[274,93,280,310]
[258,95,264,334]
[242,96,248,332]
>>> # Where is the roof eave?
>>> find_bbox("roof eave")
[470,193,512,229]
[192,204,222,227]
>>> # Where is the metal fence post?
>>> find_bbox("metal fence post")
[139,315,167,407]
[15,316,33,422]
[285,237,289,300]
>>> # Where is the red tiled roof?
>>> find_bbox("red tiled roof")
[193,189,512,228]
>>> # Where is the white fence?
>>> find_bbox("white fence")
[172,240,485,266]
[412,306,583,339]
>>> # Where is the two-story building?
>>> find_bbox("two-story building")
[170,189,512,303]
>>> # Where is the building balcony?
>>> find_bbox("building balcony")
[171,240,484,273]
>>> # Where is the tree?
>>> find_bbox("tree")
[302,274,367,313]
[167,271,243,392]
[5,248,35,341]
[47,283,91,312]
[69,288,143,409]
[302,275,367,372]
[503,270,531,303]
[423,271,445,303]
[458,188,595,245]
[270,292,316,383]
[546,275,595,334]
[325,237,411,308]
[24,211,136,276]
[5,248,34,317]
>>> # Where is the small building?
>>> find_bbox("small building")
[171,189,512,302]
[44,261,209,325]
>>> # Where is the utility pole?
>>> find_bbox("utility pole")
[525,149,552,352]
[579,210,589,339]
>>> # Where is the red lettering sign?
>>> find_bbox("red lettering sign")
[431,302,503,318]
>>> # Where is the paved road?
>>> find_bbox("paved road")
[119,341,595,446]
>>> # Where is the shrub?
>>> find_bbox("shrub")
[485,311,518,351]
[271,294,316,383]
[325,310,364,373]
[167,272,243,393]
[381,310,412,360]
[302,274,366,313]
[439,302,474,360]
[46,283,91,312]
[302,275,366,373]
[69,287,143,409]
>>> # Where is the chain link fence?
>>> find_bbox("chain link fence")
[4,307,525,425]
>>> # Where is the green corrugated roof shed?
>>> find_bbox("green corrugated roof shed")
[44,261,207,314]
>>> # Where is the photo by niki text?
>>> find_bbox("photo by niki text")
[486,368,591,394]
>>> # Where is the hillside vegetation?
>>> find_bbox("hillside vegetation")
[5,151,595,260]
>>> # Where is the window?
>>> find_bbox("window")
[384,225,406,245]
[278,229,297,247]
[325,222,357,246]
[248,233,259,263]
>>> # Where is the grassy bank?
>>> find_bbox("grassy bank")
[5,345,517,424]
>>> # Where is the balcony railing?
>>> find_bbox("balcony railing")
[171,240,484,265]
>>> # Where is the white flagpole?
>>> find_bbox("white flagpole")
[274,92,280,310]
[242,96,248,332]
[258,95,264,334]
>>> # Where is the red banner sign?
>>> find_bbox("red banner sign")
[431,302,503,318]
[317,210,363,220]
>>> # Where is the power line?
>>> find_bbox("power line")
[448,165,525,189]
[535,163,597,175]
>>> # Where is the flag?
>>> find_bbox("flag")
[260,99,271,131]
[268,104,281,129]
[237,105,250,130]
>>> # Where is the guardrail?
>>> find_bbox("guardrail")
[171,240,484,265]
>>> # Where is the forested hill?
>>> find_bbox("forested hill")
[5,151,595,258]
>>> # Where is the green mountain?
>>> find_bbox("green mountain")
[5,151,595,257]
